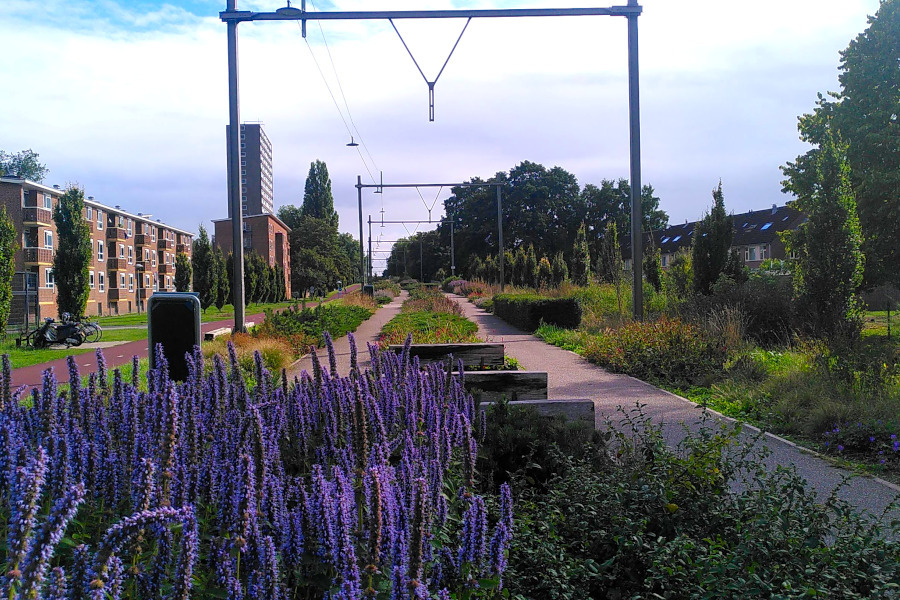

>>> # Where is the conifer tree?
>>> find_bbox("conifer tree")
[0,207,17,334]
[525,244,538,289]
[52,187,92,317]
[692,181,733,295]
[191,225,217,311]
[174,252,192,292]
[571,222,591,286]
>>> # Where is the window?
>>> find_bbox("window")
[760,245,768,260]
[152,253,156,267]
[151,227,156,242]
[119,244,125,259]
[99,272,105,292]
[128,246,133,264]
[166,276,171,289]
[129,274,134,292]
[43,194,52,209]
[761,222,773,230]
[672,235,681,242]
[89,270,95,289]
[153,273,158,291]
[127,219,132,235]
[43,230,53,249]
[661,254,668,267]
[748,247,758,261]
[145,274,151,288]
[661,237,670,244]
[86,206,93,220]
[44,268,54,288]
[97,241,104,261]
[120,273,126,289]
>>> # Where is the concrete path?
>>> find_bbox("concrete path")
[450,293,900,525]
[286,291,408,379]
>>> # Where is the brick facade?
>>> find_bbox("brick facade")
[213,214,291,299]
[1,177,193,321]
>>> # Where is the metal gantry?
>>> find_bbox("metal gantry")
[222,1,644,330]
[356,181,505,289]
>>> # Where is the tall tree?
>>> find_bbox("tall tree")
[174,252,192,292]
[52,187,92,317]
[600,221,626,316]
[571,222,591,286]
[692,181,734,295]
[643,242,662,293]
[0,149,48,182]
[581,179,668,262]
[0,207,17,335]
[551,251,568,287]
[191,225,216,311]
[214,246,229,309]
[301,160,338,227]
[782,131,864,339]
[782,1,900,287]
[524,244,538,289]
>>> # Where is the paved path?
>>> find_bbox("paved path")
[449,293,900,525]
[286,291,408,379]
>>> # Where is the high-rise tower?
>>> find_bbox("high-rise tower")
[226,123,273,216]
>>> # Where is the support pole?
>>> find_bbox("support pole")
[368,215,373,281]
[420,238,424,282]
[450,217,456,276]
[497,185,504,292]
[226,0,246,332]
[627,0,643,320]
[357,176,365,286]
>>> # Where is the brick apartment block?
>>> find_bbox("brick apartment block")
[1,176,193,319]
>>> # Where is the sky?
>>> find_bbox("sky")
[0,0,880,272]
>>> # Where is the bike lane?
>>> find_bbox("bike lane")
[11,285,360,389]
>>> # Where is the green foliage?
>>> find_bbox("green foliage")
[524,243,538,288]
[284,214,349,297]
[499,409,900,600]
[493,293,582,331]
[191,225,216,310]
[257,302,373,350]
[380,311,479,345]
[643,243,662,292]
[550,251,568,287]
[0,207,16,335]
[692,181,734,295]
[544,317,728,387]
[301,159,338,227]
[664,248,693,301]
[782,130,864,340]
[214,246,229,309]
[0,149,48,182]
[174,251,192,292]
[52,187,92,318]
[536,256,552,289]
[571,222,591,287]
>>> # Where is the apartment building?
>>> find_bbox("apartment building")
[0,177,193,319]
[622,203,806,271]
[226,123,274,217]
[212,213,291,298]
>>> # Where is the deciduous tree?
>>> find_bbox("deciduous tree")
[301,160,338,227]
[52,187,92,317]
[0,149,48,182]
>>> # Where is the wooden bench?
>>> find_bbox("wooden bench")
[390,343,505,370]
[203,321,254,342]
[480,399,595,423]
[454,370,548,402]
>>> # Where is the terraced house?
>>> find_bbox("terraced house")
[0,176,193,321]
[623,203,805,271]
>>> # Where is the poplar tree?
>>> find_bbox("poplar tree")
[571,222,591,287]
[53,187,92,317]
[0,207,17,335]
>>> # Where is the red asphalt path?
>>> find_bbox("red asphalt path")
[11,285,360,389]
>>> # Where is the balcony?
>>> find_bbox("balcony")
[106,258,127,271]
[106,227,127,241]
[23,247,53,265]
[137,288,150,299]
[157,263,173,275]
[158,239,174,250]
[135,234,153,247]
[176,243,189,254]
[23,207,52,226]
[107,288,126,301]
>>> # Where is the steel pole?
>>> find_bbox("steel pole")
[627,0,643,320]
[450,217,455,275]
[226,0,246,332]
[420,239,424,282]
[357,176,365,286]
[368,215,373,281]
[497,185,504,292]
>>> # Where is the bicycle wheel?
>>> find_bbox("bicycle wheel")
[84,324,102,343]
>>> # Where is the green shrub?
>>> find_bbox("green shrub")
[373,279,402,295]
[256,302,373,350]
[379,311,478,345]
[493,293,582,331]
[499,408,900,600]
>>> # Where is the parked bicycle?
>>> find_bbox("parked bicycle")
[24,313,101,348]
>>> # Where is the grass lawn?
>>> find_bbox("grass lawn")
[100,328,149,343]
[0,339,93,369]
[95,300,296,327]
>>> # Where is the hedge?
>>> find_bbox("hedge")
[493,293,582,331]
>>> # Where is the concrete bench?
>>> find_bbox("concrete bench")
[480,399,595,423]
[203,321,253,342]
[391,342,505,370]
[454,370,548,402]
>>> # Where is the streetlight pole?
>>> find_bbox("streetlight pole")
[357,175,365,286]
[450,216,455,276]
[226,0,246,332]
[627,0,643,320]
[368,215,373,281]
[497,185,504,292]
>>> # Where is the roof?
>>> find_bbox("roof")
[622,203,805,259]
[1,177,194,238]
[211,212,292,233]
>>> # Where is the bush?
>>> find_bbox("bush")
[493,293,582,331]
[255,302,373,352]
[499,408,900,600]
[575,317,727,387]
[203,332,295,376]
[373,279,402,296]
[380,311,478,345]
